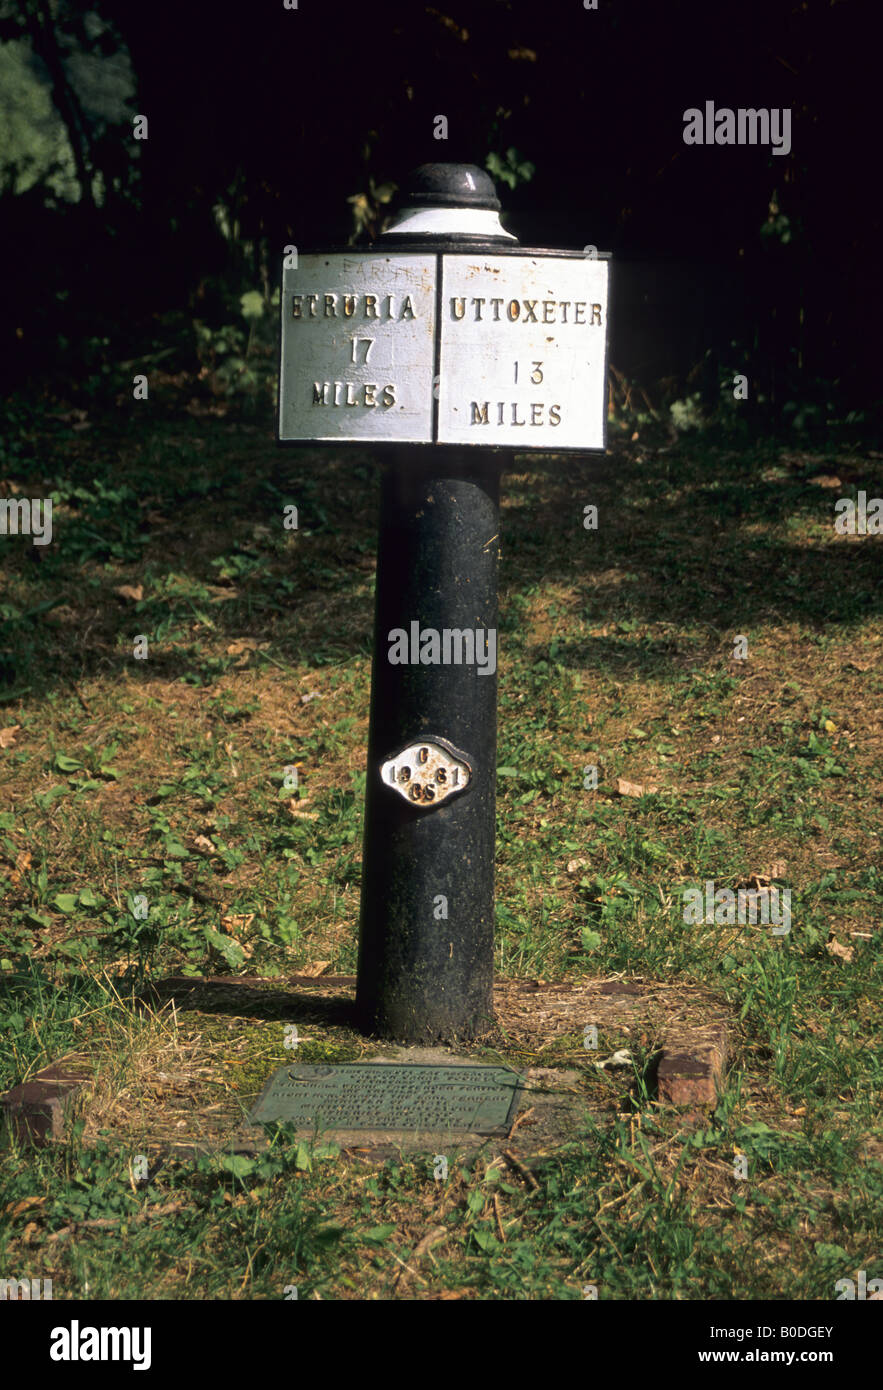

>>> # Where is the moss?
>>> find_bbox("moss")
[176,1012,368,1095]
[295,1039,363,1064]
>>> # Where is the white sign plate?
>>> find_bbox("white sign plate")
[279,251,609,450]
[279,253,437,443]
[437,255,609,449]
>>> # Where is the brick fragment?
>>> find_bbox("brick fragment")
[657,1025,728,1107]
[0,1065,90,1146]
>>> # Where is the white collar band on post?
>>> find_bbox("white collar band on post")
[380,163,518,241]
[382,205,517,240]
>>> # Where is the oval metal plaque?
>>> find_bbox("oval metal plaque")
[381,736,472,809]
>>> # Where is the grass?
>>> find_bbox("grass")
[0,394,881,1299]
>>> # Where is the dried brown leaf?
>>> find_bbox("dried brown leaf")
[616,777,658,798]
[6,1196,47,1217]
[221,913,255,935]
[825,938,854,964]
[413,1226,448,1259]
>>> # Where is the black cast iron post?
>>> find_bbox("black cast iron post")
[354,444,502,1042]
[355,167,512,1043]
[278,163,610,1046]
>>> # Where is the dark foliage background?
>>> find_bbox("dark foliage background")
[1,0,880,416]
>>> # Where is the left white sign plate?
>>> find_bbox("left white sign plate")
[279,254,437,443]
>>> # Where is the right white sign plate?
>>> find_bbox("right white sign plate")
[437,255,609,449]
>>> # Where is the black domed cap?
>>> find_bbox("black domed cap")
[402,163,501,211]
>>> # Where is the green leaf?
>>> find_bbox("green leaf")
[814,1243,849,1263]
[316,1224,345,1244]
[496,766,521,777]
[54,752,83,772]
[204,929,245,968]
[362,1224,396,1243]
[295,1142,312,1171]
[25,911,53,929]
[581,928,602,951]
[220,1154,256,1178]
[53,892,78,914]
[37,789,71,811]
[78,888,101,907]
[55,939,89,959]
[239,290,264,320]
[473,1229,499,1251]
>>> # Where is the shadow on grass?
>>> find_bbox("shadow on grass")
[2,410,881,706]
[145,975,359,1028]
